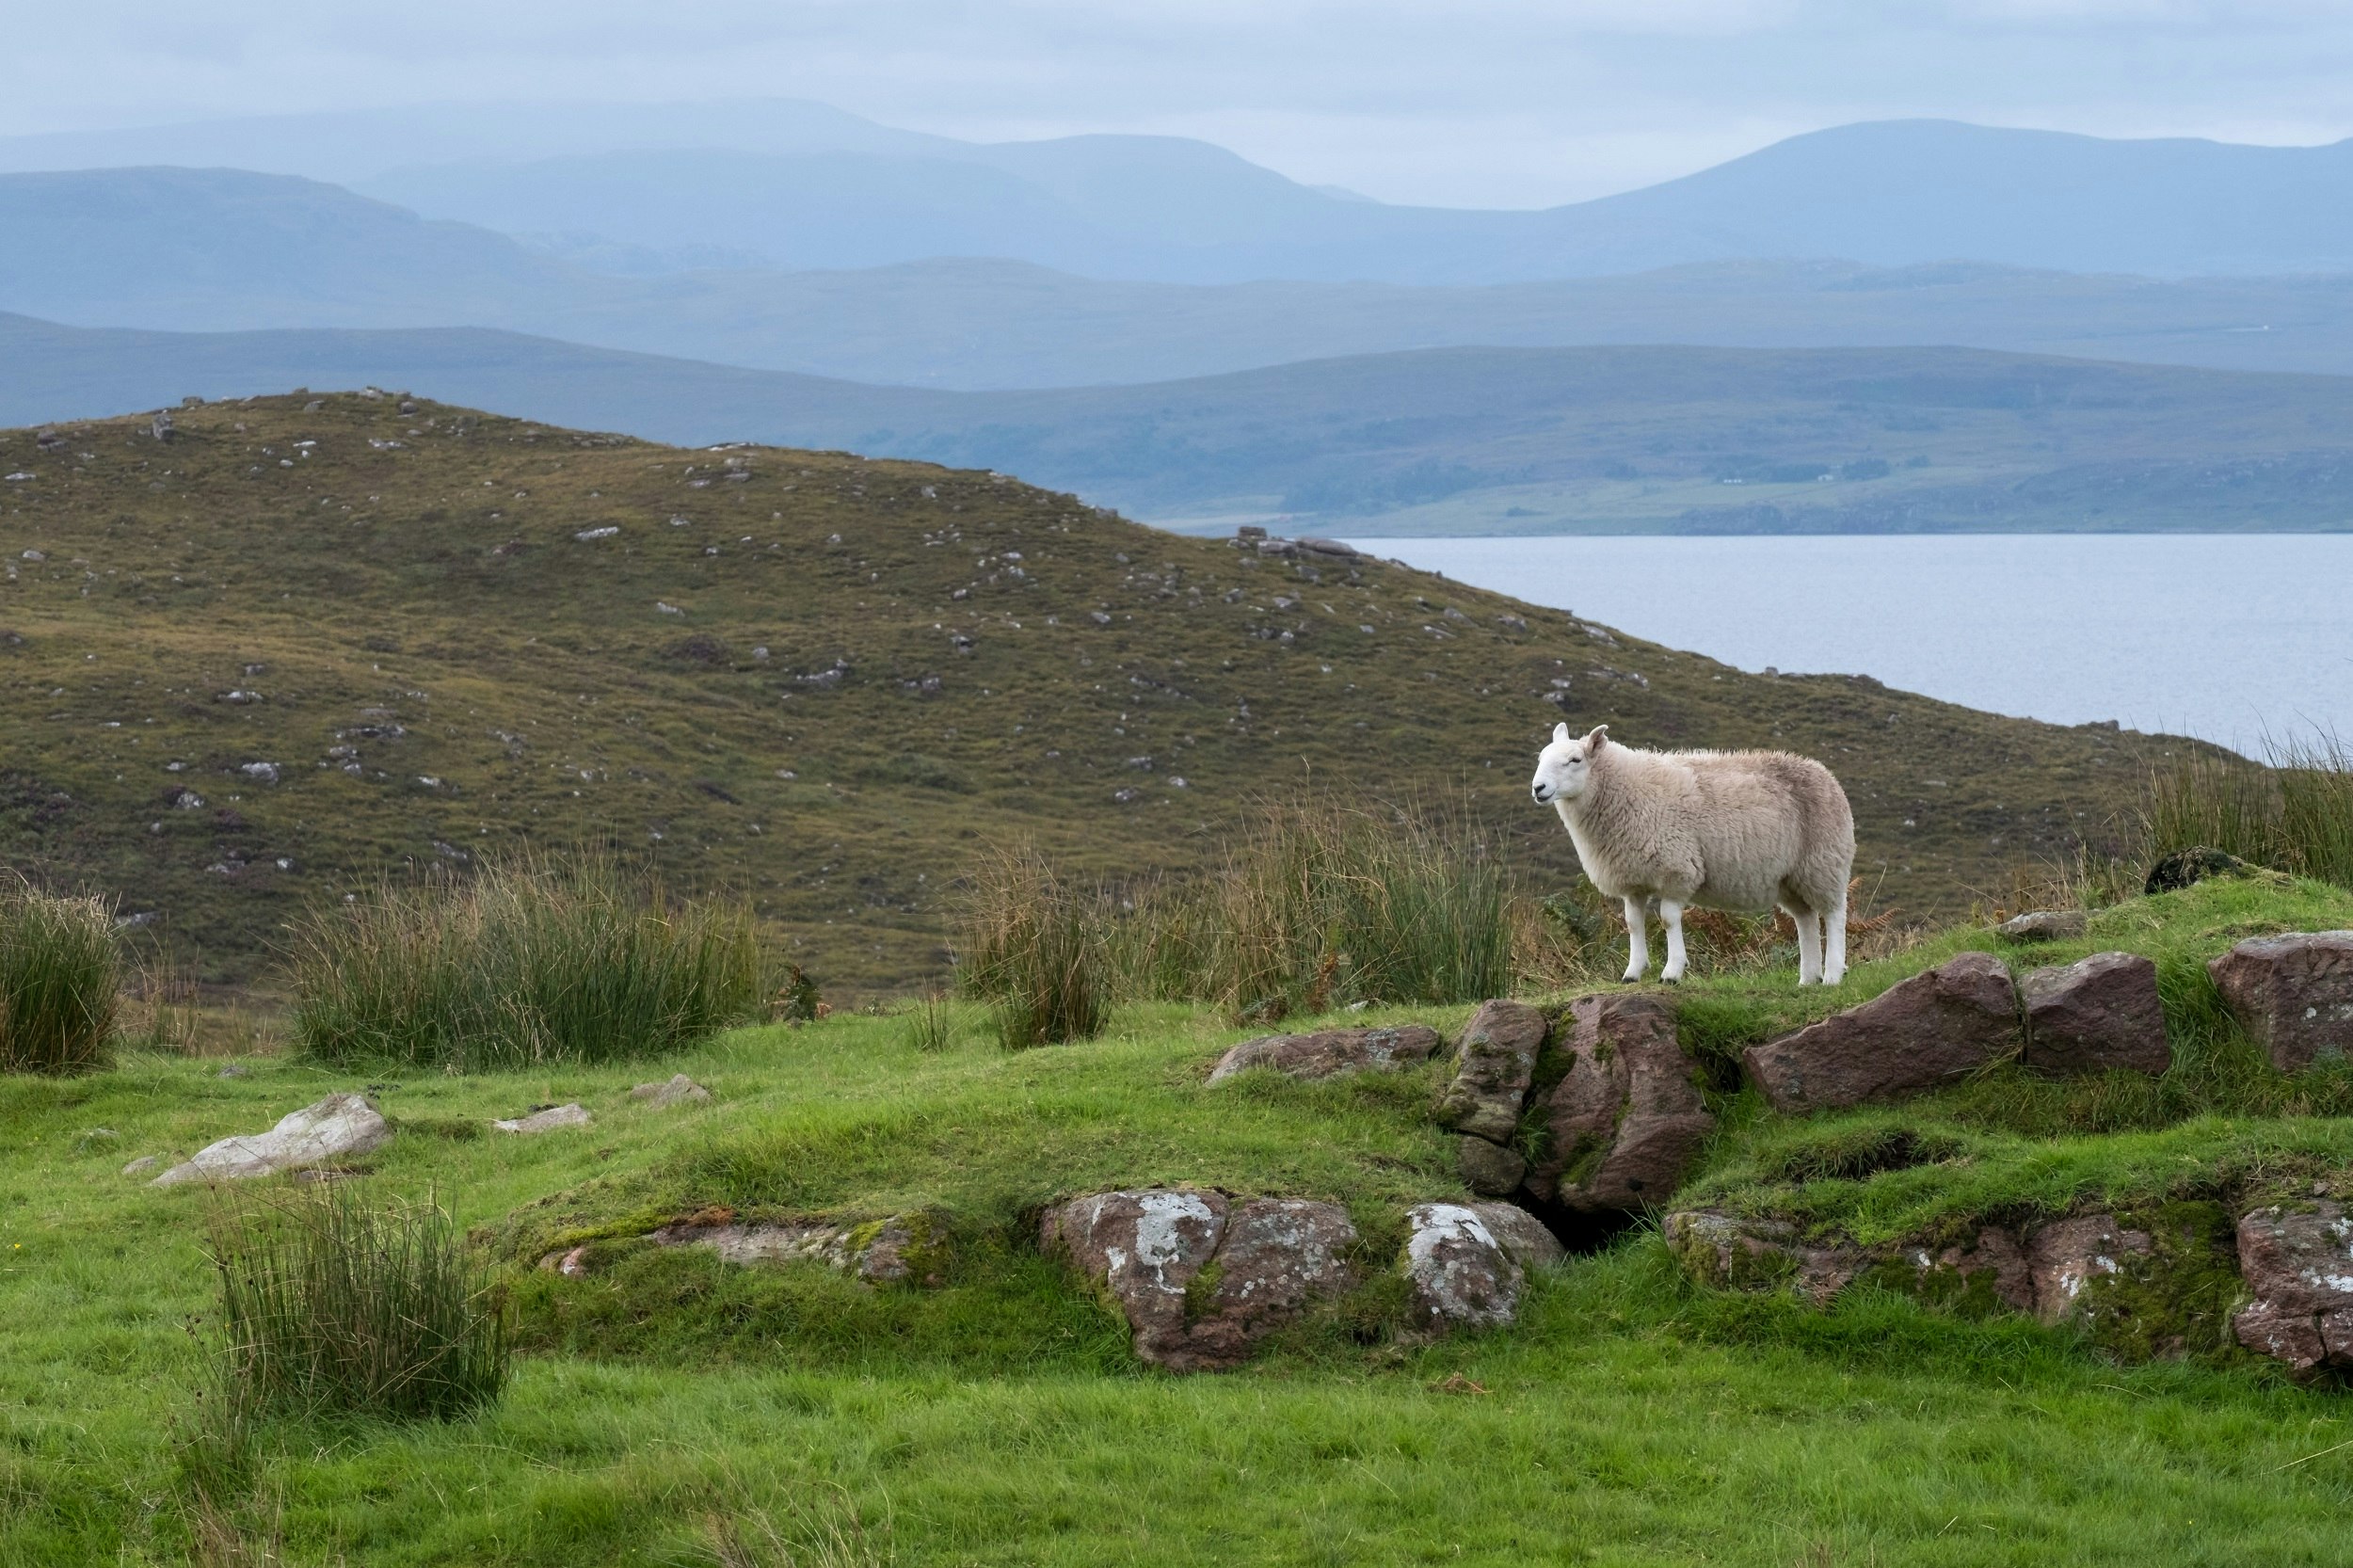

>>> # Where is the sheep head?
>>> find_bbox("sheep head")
[1530,723,1608,806]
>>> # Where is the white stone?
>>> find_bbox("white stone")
[152,1094,392,1185]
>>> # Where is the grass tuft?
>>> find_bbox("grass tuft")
[2140,732,2353,889]
[0,875,119,1075]
[954,843,1110,1048]
[287,848,765,1068]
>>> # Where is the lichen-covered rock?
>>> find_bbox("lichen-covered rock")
[2207,932,2353,1072]
[1527,993,1712,1212]
[1432,1000,1549,1142]
[1456,1134,1527,1197]
[2234,1201,2353,1376]
[1041,1189,1356,1371]
[2022,952,2170,1076]
[151,1093,392,1185]
[1207,1024,1442,1085]
[645,1208,952,1287]
[1869,1226,2035,1316]
[1400,1201,1557,1335]
[1997,909,2087,943]
[2025,1213,2153,1322]
[629,1074,712,1108]
[1661,1209,1866,1304]
[492,1103,592,1134]
[1741,952,2022,1112]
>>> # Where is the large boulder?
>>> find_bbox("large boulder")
[2207,932,2353,1072]
[1526,993,1713,1212]
[2233,1202,2353,1376]
[1432,1000,1548,1142]
[152,1094,392,1186]
[2021,952,2170,1076]
[1207,1024,1442,1085]
[1040,1189,1357,1371]
[1741,952,2022,1112]
[1400,1201,1561,1336]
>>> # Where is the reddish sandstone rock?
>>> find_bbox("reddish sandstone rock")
[2021,952,2170,1076]
[2233,1202,2353,1376]
[2025,1213,2153,1323]
[2207,932,2353,1072]
[1741,952,2022,1112]
[1207,1024,1443,1085]
[1661,1209,1866,1304]
[1526,993,1712,1212]
[1433,1000,1549,1142]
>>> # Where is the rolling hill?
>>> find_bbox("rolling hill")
[0,393,2180,990]
[8,316,2352,535]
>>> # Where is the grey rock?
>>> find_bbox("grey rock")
[152,1093,392,1185]
[1432,1000,1548,1142]
[120,1155,160,1176]
[492,1103,592,1134]
[1207,1023,1441,1085]
[2022,951,2170,1075]
[1998,909,2087,943]
[629,1073,712,1108]
[648,1209,950,1287]
[1400,1200,1558,1335]
[2207,932,2353,1072]
[1528,992,1711,1212]
[2233,1202,2353,1376]
[1456,1134,1528,1196]
[216,1064,250,1079]
[1741,952,2022,1112]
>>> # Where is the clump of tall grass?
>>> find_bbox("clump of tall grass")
[2140,734,2353,888]
[0,876,119,1074]
[205,1185,507,1421]
[288,849,764,1068]
[904,992,956,1052]
[955,844,1109,1048]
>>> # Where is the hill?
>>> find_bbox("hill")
[9,322,2353,534]
[0,392,2183,990]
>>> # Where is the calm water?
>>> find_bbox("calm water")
[1343,534,2353,755]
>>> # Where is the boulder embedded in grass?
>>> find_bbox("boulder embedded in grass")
[151,1093,391,1185]
[1432,1000,1547,1141]
[1206,1024,1441,1085]
[1526,992,1711,1212]
[492,1103,591,1134]
[1998,909,2086,943]
[628,1073,712,1108]
[1399,1200,1561,1336]
[1662,1209,1867,1304]
[1741,952,2021,1112]
[2207,932,2353,1072]
[2021,952,2169,1076]
[642,1208,952,1286]
[2233,1201,2353,1376]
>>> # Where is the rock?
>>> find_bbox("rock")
[1470,1201,1566,1272]
[216,1064,250,1079]
[150,410,173,441]
[1400,1202,1552,1335]
[2021,952,2170,1075]
[1041,1189,1357,1371]
[2207,932,2353,1072]
[2145,846,2283,896]
[1881,1226,2036,1315]
[1456,1134,1527,1196]
[1527,993,1712,1212]
[648,1208,952,1287]
[492,1103,592,1134]
[2233,1202,2353,1375]
[120,1155,160,1177]
[1998,909,2086,943]
[629,1073,712,1108]
[151,1094,392,1185]
[1741,952,2022,1112]
[2025,1213,2153,1322]
[1432,1000,1548,1141]
[1662,1209,1867,1304]
[1206,1023,1442,1085]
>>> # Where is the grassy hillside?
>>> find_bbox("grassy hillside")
[0,392,2187,991]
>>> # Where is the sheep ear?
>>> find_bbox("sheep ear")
[1552,722,1570,744]
[1584,725,1609,751]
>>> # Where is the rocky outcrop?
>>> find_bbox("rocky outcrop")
[1400,1201,1563,1336]
[492,1103,592,1134]
[2208,932,2353,1072]
[1885,1226,2036,1315]
[1663,1210,1867,1304]
[1040,1189,1358,1371]
[1433,1000,1548,1142]
[1207,1024,1442,1085]
[629,1074,713,1108]
[2021,952,2170,1076]
[2233,1202,2353,1376]
[1741,952,2022,1112]
[1526,993,1713,1212]
[1997,909,2086,943]
[152,1093,392,1185]
[640,1208,952,1287]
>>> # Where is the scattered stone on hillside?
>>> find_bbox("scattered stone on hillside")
[2025,1213,2153,1322]
[1206,1023,1442,1085]
[2021,952,2170,1076]
[1998,909,2087,943]
[2144,846,2286,896]
[120,1155,160,1177]
[1662,1209,1867,1304]
[2207,932,2353,1072]
[2233,1202,2353,1375]
[1432,1000,1548,1142]
[1041,1189,1357,1371]
[629,1074,712,1108]
[1741,952,2021,1112]
[1400,1201,1561,1336]
[1295,537,1361,560]
[1456,1134,1528,1197]
[151,1093,392,1185]
[150,410,173,442]
[646,1208,952,1287]
[1527,993,1713,1213]
[491,1103,592,1135]
[216,1064,250,1080]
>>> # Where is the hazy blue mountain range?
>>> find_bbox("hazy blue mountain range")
[11,168,2353,391]
[11,312,2349,536]
[9,103,2353,284]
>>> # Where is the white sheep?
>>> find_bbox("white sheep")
[1529,724,1856,986]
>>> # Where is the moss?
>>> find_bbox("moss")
[1181,1257,1227,1324]
[1855,1249,2013,1321]
[2068,1201,2247,1362]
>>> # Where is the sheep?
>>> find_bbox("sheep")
[1529,723,1855,986]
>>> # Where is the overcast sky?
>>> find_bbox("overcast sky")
[9,1,2353,206]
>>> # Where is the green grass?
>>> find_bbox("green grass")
[0,875,119,1074]
[952,842,1111,1048]
[287,850,765,1069]
[2141,736,2353,890]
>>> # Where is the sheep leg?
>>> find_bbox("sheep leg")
[1658,899,1688,984]
[1823,890,1849,985]
[1790,903,1822,985]
[1620,895,1650,982]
